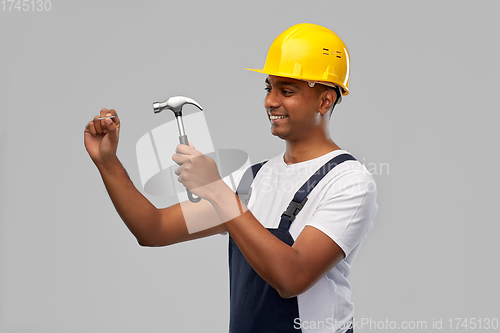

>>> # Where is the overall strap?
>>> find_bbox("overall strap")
[279,153,356,230]
[236,161,268,205]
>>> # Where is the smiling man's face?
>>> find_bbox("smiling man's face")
[264,75,335,142]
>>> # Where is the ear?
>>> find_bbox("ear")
[319,88,336,115]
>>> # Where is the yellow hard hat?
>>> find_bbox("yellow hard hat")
[245,23,350,96]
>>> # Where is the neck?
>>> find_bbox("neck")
[283,136,340,165]
[281,113,341,164]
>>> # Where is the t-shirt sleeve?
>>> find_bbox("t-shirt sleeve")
[305,169,378,257]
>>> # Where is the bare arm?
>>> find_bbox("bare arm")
[211,187,344,299]
[96,156,225,246]
[173,144,345,298]
[84,109,225,247]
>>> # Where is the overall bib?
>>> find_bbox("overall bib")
[229,153,356,333]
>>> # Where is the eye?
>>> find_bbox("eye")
[281,89,293,95]
[264,86,271,93]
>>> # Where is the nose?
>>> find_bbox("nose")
[264,88,281,110]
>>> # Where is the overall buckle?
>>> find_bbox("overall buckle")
[282,197,308,223]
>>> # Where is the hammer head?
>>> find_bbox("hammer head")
[153,96,203,117]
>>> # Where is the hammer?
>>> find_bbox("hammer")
[153,96,203,203]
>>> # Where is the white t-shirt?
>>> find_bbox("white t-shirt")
[246,149,378,333]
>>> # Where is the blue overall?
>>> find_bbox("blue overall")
[229,153,356,333]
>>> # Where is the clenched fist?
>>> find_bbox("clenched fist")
[84,108,121,165]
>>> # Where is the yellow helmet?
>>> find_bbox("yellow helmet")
[246,23,350,96]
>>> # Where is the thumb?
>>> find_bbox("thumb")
[105,118,119,144]
[189,142,195,149]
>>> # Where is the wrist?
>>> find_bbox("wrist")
[94,155,121,173]
[208,181,247,223]
[205,179,231,203]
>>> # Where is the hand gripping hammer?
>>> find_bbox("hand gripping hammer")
[153,96,203,203]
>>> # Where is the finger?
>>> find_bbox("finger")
[107,109,120,129]
[99,109,112,133]
[99,108,109,118]
[104,117,119,144]
[174,166,182,176]
[175,143,198,155]
[99,108,120,128]
[93,116,103,134]
[175,144,189,154]
[172,152,190,165]
[103,112,120,135]
[88,121,97,136]
[101,115,112,134]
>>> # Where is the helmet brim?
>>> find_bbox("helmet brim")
[244,68,349,96]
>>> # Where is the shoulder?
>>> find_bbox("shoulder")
[321,159,377,207]
[303,158,378,256]
[248,153,283,181]
[308,154,378,222]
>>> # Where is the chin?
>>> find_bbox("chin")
[270,128,288,140]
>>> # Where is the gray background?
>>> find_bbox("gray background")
[1,0,499,332]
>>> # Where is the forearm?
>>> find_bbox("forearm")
[229,214,302,298]
[209,185,301,297]
[95,156,163,245]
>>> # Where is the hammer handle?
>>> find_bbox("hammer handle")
[187,190,201,203]
[179,135,189,146]
[180,135,202,203]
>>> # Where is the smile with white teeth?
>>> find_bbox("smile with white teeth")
[270,115,287,120]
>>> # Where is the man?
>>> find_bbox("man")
[84,23,377,333]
